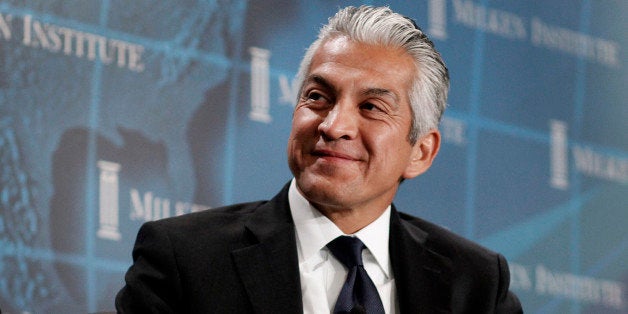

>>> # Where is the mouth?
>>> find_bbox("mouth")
[311,149,359,162]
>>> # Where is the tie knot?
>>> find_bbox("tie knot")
[327,236,366,268]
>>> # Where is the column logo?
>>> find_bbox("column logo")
[428,0,448,40]
[249,47,272,123]
[549,120,628,190]
[96,160,207,241]
[97,160,122,241]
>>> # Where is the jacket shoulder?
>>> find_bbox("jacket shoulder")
[396,211,522,313]
[155,200,266,225]
[142,200,268,243]
[397,211,501,264]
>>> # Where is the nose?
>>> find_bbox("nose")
[318,102,358,140]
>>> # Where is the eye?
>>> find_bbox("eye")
[307,91,324,101]
[360,102,380,111]
[301,90,332,109]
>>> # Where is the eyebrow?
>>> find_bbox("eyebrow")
[305,74,400,107]
[361,88,400,108]
[304,74,336,94]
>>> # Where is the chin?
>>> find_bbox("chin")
[298,173,353,197]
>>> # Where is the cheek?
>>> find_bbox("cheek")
[291,110,321,137]
[366,130,395,155]
[288,114,315,155]
[287,132,305,176]
[368,132,413,168]
[287,131,302,162]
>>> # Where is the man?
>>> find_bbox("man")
[116,5,522,313]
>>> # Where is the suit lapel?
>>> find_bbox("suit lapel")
[231,184,303,313]
[389,207,453,313]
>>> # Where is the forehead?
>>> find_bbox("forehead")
[307,36,416,102]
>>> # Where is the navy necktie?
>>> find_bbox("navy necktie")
[327,236,385,314]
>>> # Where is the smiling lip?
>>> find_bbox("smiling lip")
[311,149,359,161]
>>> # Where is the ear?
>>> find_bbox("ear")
[402,129,441,179]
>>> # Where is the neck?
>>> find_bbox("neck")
[314,204,388,234]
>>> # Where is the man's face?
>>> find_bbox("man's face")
[287,36,438,214]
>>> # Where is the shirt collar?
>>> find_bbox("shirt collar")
[288,179,393,278]
[354,205,392,278]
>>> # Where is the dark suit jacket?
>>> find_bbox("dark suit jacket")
[116,183,522,313]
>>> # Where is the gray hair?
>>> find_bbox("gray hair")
[295,5,449,143]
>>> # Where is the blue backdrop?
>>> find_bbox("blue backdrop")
[0,1,626,313]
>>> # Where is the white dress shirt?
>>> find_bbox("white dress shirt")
[288,179,398,314]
